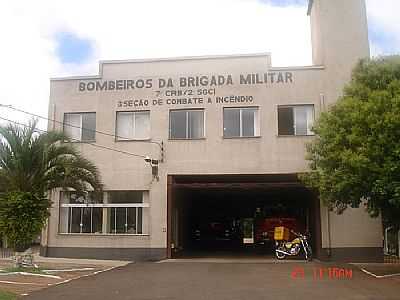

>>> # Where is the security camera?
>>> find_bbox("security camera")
[144,156,151,163]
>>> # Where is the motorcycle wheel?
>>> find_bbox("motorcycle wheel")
[275,250,286,260]
[306,246,313,261]
[308,247,312,261]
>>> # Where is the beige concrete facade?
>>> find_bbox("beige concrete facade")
[42,0,383,262]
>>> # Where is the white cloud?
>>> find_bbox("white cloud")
[366,0,400,56]
[0,0,311,128]
[0,0,398,130]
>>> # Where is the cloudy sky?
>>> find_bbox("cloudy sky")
[0,0,398,128]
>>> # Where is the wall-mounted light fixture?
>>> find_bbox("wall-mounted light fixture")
[145,156,159,181]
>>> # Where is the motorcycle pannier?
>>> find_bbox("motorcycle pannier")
[274,226,290,241]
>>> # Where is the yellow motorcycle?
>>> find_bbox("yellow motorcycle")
[275,230,312,261]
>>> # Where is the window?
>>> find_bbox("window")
[59,191,149,235]
[59,192,103,234]
[116,111,150,140]
[64,113,96,141]
[169,109,205,139]
[108,191,144,234]
[278,105,314,136]
[223,107,259,138]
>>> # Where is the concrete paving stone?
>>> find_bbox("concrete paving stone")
[353,263,400,277]
[23,261,400,300]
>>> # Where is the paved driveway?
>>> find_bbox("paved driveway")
[24,260,400,300]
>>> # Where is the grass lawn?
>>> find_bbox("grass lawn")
[0,290,16,300]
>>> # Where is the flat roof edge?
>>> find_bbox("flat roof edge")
[50,55,324,82]
[270,65,324,71]
[99,52,272,65]
[51,52,272,81]
[50,75,102,81]
[51,65,325,81]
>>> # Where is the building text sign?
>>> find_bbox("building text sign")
[78,72,294,108]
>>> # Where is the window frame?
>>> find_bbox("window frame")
[62,206,103,234]
[169,108,206,140]
[58,191,149,236]
[115,110,151,141]
[222,106,260,139]
[63,112,96,142]
[277,104,315,137]
[108,206,144,234]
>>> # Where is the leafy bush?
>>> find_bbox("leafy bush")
[0,192,50,251]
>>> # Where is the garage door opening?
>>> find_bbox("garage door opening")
[167,175,321,259]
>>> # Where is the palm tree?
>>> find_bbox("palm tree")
[0,119,101,256]
[0,119,102,196]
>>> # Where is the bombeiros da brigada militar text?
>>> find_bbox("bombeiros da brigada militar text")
[78,72,294,92]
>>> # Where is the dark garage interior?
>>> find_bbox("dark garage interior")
[168,174,321,258]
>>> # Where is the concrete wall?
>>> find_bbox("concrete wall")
[310,0,370,105]
[46,55,325,252]
[43,0,383,262]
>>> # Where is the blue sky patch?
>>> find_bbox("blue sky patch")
[55,32,93,64]
[368,21,398,54]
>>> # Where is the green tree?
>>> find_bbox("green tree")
[302,56,400,226]
[0,192,50,251]
[0,119,102,251]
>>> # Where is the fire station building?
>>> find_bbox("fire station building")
[41,0,383,262]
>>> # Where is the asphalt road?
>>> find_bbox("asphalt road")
[24,260,400,300]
